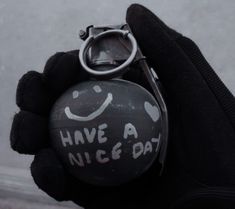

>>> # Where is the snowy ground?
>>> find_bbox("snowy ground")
[0,0,234,208]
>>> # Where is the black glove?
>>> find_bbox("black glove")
[10,4,235,209]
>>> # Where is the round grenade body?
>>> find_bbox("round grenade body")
[49,79,162,186]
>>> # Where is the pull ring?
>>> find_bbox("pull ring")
[79,29,138,77]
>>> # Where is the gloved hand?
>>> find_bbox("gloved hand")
[10,4,235,209]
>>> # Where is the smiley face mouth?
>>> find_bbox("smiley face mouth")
[65,93,113,122]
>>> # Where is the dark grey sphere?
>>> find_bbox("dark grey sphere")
[50,79,162,186]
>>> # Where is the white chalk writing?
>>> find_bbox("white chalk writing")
[123,123,138,139]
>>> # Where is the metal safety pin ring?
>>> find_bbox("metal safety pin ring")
[79,29,138,77]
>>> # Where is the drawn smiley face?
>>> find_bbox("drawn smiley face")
[65,85,113,122]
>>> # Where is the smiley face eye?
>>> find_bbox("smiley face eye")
[93,85,102,93]
[72,90,79,99]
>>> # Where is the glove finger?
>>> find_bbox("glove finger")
[16,71,52,115]
[126,4,234,124]
[176,36,235,129]
[31,148,70,201]
[10,111,49,154]
[43,50,89,100]
[126,4,197,93]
